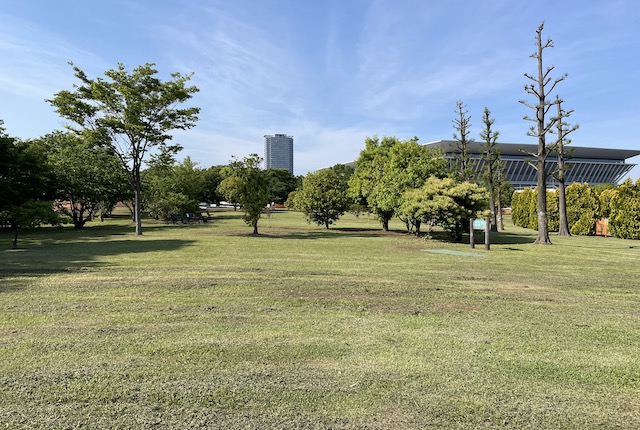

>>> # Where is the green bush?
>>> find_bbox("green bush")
[510,190,521,226]
[598,188,618,219]
[609,179,640,240]
[566,183,599,236]
[527,189,538,230]
[512,188,534,228]
[547,190,559,232]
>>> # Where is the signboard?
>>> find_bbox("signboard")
[472,219,486,229]
[470,218,491,251]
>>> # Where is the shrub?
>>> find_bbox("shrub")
[547,189,559,232]
[527,189,538,230]
[598,188,618,219]
[566,183,599,236]
[609,179,640,240]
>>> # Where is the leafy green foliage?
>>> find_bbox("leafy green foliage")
[511,188,533,228]
[349,136,447,231]
[33,132,129,228]
[545,190,559,232]
[295,165,352,229]
[398,177,488,240]
[0,123,58,247]
[48,62,200,235]
[566,183,599,236]
[265,169,300,204]
[200,165,226,204]
[513,184,605,236]
[284,190,298,209]
[222,155,269,234]
[609,179,640,239]
[217,176,243,210]
[598,188,618,219]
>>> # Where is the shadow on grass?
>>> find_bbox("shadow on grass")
[0,235,196,292]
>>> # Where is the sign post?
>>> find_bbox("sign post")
[470,218,491,250]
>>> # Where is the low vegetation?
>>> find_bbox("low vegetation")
[1,210,638,429]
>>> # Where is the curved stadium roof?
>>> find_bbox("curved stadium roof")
[424,140,640,189]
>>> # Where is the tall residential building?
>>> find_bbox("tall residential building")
[264,134,294,174]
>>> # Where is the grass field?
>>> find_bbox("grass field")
[1,210,639,429]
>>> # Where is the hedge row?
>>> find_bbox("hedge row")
[511,179,640,239]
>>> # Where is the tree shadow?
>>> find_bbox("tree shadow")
[247,226,394,240]
[0,236,195,292]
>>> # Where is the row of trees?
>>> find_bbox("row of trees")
[1,123,301,242]
[2,61,304,243]
[287,136,504,241]
[511,180,640,239]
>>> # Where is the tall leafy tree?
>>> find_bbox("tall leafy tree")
[519,22,568,244]
[217,176,243,211]
[48,62,200,235]
[349,136,397,231]
[479,107,500,231]
[0,122,58,248]
[142,156,202,220]
[34,131,129,228]
[349,136,446,231]
[265,168,299,204]
[201,165,226,205]
[295,165,352,229]
[551,96,579,236]
[224,155,269,234]
[452,100,474,182]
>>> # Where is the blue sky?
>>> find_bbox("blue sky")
[2,0,639,179]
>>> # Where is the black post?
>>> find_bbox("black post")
[470,218,475,249]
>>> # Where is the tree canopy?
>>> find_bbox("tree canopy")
[221,155,269,234]
[0,122,58,247]
[399,177,488,241]
[33,131,129,228]
[295,165,352,229]
[349,136,447,231]
[48,62,200,235]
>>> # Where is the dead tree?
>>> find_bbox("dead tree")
[519,22,568,245]
[452,100,474,182]
[479,107,500,231]
[551,95,579,236]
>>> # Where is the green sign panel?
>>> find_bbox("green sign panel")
[472,219,486,229]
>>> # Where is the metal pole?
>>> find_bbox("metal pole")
[484,218,490,251]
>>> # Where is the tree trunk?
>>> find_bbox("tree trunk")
[496,189,504,231]
[12,226,19,249]
[555,100,572,237]
[488,179,497,232]
[325,220,329,229]
[134,177,143,236]
[381,217,389,232]
[534,157,552,244]
[557,175,571,236]
[253,223,259,235]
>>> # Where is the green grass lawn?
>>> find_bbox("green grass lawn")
[1,210,639,429]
